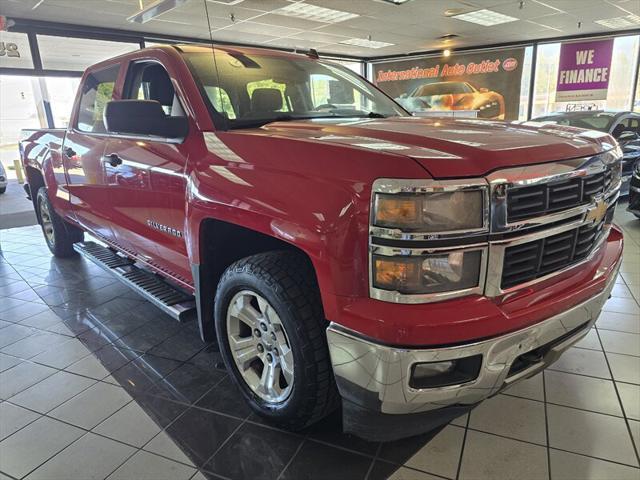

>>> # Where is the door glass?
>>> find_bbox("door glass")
[77,65,119,133]
[126,63,184,116]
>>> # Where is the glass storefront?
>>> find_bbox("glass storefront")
[37,35,139,71]
[532,35,640,118]
[46,77,82,128]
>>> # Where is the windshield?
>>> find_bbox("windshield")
[180,47,408,129]
[535,112,616,132]
[413,82,474,97]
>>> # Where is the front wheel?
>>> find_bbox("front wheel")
[214,251,339,430]
[36,187,84,257]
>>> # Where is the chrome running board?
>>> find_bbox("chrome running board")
[73,241,196,322]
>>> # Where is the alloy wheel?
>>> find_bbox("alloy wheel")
[226,290,294,403]
[39,198,55,246]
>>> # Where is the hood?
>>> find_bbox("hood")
[255,117,616,178]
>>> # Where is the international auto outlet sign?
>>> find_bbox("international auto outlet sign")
[555,38,614,102]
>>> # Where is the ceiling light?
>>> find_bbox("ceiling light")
[275,2,358,23]
[339,38,394,49]
[127,0,188,23]
[452,9,518,26]
[208,0,245,4]
[595,14,640,29]
[443,49,451,57]
[376,0,414,4]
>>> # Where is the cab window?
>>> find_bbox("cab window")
[246,79,290,112]
[77,64,119,133]
[124,62,185,117]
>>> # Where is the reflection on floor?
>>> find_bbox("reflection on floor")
[0,203,638,480]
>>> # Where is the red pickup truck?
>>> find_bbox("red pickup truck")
[20,44,623,441]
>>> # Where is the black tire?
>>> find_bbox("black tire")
[0,187,6,194]
[214,251,339,430]
[36,187,84,257]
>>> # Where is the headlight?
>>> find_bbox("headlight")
[372,249,484,296]
[373,189,486,233]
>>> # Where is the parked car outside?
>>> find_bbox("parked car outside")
[532,111,640,195]
[628,161,640,218]
[395,81,505,119]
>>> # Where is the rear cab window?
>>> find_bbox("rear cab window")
[76,64,120,133]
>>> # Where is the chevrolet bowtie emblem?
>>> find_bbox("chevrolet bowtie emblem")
[585,197,607,224]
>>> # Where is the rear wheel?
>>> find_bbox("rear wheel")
[214,251,339,430]
[0,187,6,194]
[37,187,84,257]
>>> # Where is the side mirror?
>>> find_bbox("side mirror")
[104,100,188,140]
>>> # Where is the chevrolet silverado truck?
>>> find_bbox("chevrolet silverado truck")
[20,44,623,441]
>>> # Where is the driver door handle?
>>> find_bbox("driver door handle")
[103,153,123,167]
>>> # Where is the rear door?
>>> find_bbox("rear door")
[102,60,191,282]
[63,64,120,242]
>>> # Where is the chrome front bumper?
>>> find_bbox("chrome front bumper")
[327,260,620,415]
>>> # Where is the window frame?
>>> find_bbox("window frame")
[122,59,186,117]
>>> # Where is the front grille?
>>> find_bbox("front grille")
[507,169,612,222]
[501,216,608,289]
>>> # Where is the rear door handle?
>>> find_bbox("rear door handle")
[103,153,123,167]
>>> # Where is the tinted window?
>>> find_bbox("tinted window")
[534,113,616,132]
[125,62,184,117]
[619,117,640,135]
[77,65,119,133]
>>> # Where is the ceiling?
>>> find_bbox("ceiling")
[1,0,639,58]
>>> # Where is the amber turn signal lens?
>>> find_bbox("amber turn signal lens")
[374,196,419,227]
[374,257,420,291]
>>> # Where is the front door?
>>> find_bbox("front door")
[103,61,191,283]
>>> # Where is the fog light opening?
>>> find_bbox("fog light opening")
[409,355,482,389]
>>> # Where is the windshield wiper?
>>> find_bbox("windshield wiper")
[366,112,387,118]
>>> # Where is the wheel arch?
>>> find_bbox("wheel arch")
[24,165,46,222]
[191,217,329,342]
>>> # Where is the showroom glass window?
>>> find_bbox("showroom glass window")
[0,31,34,69]
[37,35,138,71]
[46,77,82,128]
[76,65,119,133]
[532,35,640,117]
[635,65,640,112]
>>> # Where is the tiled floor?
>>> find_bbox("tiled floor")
[0,202,638,480]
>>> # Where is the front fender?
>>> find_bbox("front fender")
[183,131,428,322]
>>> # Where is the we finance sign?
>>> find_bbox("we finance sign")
[556,39,614,102]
